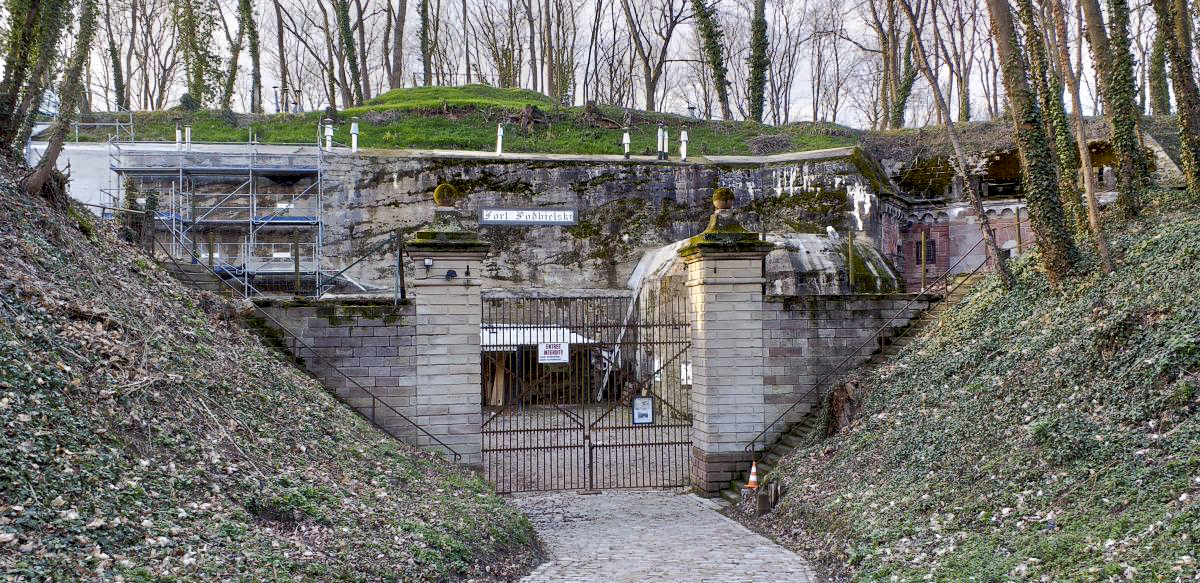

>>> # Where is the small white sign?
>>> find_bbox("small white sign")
[538,342,569,364]
[632,396,654,425]
[480,208,578,226]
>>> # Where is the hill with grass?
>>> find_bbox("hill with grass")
[757,189,1200,581]
[0,167,540,581]
[67,85,858,156]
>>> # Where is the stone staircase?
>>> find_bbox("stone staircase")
[720,273,986,505]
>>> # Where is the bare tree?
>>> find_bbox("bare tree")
[618,0,688,111]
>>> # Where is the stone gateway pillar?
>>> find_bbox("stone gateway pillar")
[678,188,773,496]
[408,184,490,466]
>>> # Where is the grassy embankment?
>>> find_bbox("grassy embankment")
[0,172,541,581]
[69,85,857,156]
[764,189,1200,581]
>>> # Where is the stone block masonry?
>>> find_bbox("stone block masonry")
[760,294,930,445]
[253,299,418,442]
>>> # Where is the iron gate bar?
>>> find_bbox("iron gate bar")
[481,293,691,493]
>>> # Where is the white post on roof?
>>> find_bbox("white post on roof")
[175,124,182,151]
[622,128,631,159]
[323,118,334,151]
[184,125,192,151]
[350,117,359,152]
[662,127,669,160]
[680,129,689,161]
[656,124,664,159]
[496,123,504,155]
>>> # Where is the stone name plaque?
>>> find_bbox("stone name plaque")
[480,208,578,226]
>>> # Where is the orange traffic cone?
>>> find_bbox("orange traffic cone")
[746,461,759,490]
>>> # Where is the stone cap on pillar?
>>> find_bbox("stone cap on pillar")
[408,183,491,255]
[678,188,773,259]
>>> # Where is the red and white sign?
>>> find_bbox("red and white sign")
[538,342,569,364]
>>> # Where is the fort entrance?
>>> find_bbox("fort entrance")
[480,293,692,493]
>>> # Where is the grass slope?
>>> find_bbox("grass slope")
[0,173,540,581]
[764,190,1200,581]
[71,85,857,156]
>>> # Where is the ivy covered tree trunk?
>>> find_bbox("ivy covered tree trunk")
[1080,0,1150,218]
[986,0,1078,283]
[177,0,210,105]
[23,0,98,206]
[420,0,432,86]
[1149,27,1171,115]
[1152,0,1200,200]
[746,0,768,123]
[691,0,732,120]
[1052,0,1115,273]
[219,15,245,111]
[1016,0,1086,236]
[273,0,289,111]
[242,0,263,113]
[889,39,918,129]
[336,0,364,106]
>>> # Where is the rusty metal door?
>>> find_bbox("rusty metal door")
[481,294,691,493]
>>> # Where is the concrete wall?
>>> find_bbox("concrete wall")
[761,294,930,444]
[254,299,419,441]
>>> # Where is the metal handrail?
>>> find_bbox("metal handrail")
[745,230,1016,457]
[315,234,398,299]
[148,218,463,462]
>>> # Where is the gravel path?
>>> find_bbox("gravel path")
[513,490,818,583]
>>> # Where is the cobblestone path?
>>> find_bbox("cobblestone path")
[513,490,817,582]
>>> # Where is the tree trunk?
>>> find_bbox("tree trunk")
[747,0,768,123]
[336,0,364,105]
[691,0,731,120]
[273,0,290,111]
[1051,0,1114,272]
[985,0,1078,283]
[899,0,1012,288]
[355,0,370,99]
[1079,0,1149,218]
[1016,0,1086,236]
[390,0,407,89]
[1153,0,1200,200]
[420,0,432,85]
[1148,26,1171,115]
[24,0,97,206]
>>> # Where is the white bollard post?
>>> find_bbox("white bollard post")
[622,128,631,159]
[184,125,192,151]
[496,123,505,155]
[175,124,182,151]
[350,117,359,153]
[323,119,334,151]
[663,128,670,161]
[680,129,689,162]
[656,125,664,159]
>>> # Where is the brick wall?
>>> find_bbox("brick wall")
[761,294,929,444]
[253,299,418,441]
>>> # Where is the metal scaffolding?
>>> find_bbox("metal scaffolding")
[108,138,325,296]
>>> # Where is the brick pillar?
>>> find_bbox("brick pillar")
[678,188,773,496]
[407,184,490,466]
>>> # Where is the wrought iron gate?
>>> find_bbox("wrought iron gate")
[481,294,691,493]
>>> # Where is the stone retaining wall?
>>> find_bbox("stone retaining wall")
[761,294,930,444]
[253,299,419,441]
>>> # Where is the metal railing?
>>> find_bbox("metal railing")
[745,232,1011,458]
[142,213,462,462]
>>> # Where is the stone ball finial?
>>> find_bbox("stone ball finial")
[712,187,734,210]
[432,183,460,207]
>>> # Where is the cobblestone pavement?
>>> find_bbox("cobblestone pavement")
[513,490,818,583]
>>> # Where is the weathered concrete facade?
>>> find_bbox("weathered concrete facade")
[320,148,890,291]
